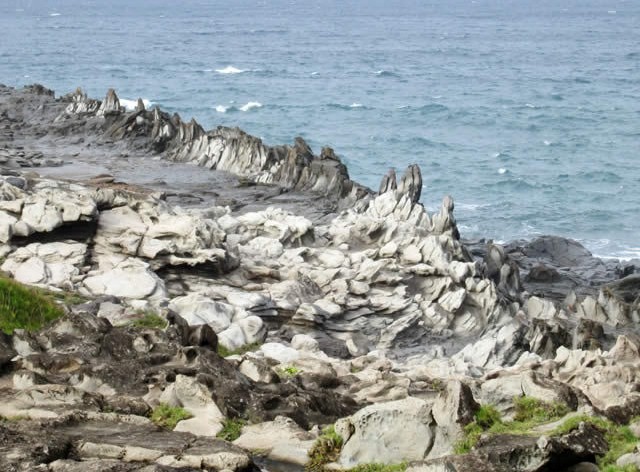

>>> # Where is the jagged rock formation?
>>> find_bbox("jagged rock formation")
[0,84,639,471]
[55,87,371,209]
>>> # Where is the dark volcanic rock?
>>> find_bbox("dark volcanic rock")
[5,312,357,427]
[0,84,372,220]
[504,236,637,300]
[0,414,259,472]
[412,422,607,472]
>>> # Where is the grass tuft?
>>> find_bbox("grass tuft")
[150,403,192,430]
[129,312,167,329]
[278,365,302,377]
[474,404,502,429]
[348,463,407,472]
[513,396,570,424]
[0,275,66,334]
[306,425,344,472]
[216,418,246,442]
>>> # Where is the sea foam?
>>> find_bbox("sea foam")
[120,98,153,111]
[216,66,246,74]
[240,101,262,111]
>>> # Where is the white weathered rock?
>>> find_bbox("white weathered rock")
[238,356,278,383]
[233,416,316,465]
[159,375,224,437]
[260,343,301,364]
[169,294,235,332]
[83,260,166,300]
[1,242,87,289]
[339,397,435,467]
[291,334,320,353]
[237,315,267,345]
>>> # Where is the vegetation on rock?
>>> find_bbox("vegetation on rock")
[306,425,344,471]
[0,275,66,334]
[278,365,302,377]
[216,418,246,441]
[348,463,407,472]
[513,396,570,424]
[150,403,193,430]
[455,397,571,454]
[129,311,168,329]
[217,341,262,357]
[553,415,639,471]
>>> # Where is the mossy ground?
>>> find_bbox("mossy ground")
[0,274,67,334]
[150,403,193,430]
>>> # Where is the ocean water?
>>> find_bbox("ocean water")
[1,0,639,259]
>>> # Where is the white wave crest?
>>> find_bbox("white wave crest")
[215,105,229,113]
[120,98,153,111]
[216,66,246,74]
[240,101,262,112]
[349,103,363,108]
[311,71,319,76]
[49,12,61,16]
[498,168,507,174]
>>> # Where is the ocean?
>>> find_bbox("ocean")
[1,0,638,259]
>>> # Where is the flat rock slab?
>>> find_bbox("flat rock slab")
[0,416,257,471]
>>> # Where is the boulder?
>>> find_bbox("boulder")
[233,416,316,465]
[338,397,435,467]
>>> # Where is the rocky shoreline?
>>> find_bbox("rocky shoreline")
[0,84,639,472]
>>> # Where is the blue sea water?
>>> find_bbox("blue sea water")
[1,0,639,258]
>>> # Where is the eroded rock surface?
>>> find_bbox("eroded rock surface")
[1,84,639,471]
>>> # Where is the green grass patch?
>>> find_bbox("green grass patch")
[475,404,502,429]
[217,342,262,357]
[552,415,638,470]
[150,403,192,430]
[129,312,167,329]
[306,425,344,472]
[216,418,246,442]
[602,466,638,472]
[513,396,570,424]
[0,275,66,334]
[278,365,302,377]
[454,398,571,454]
